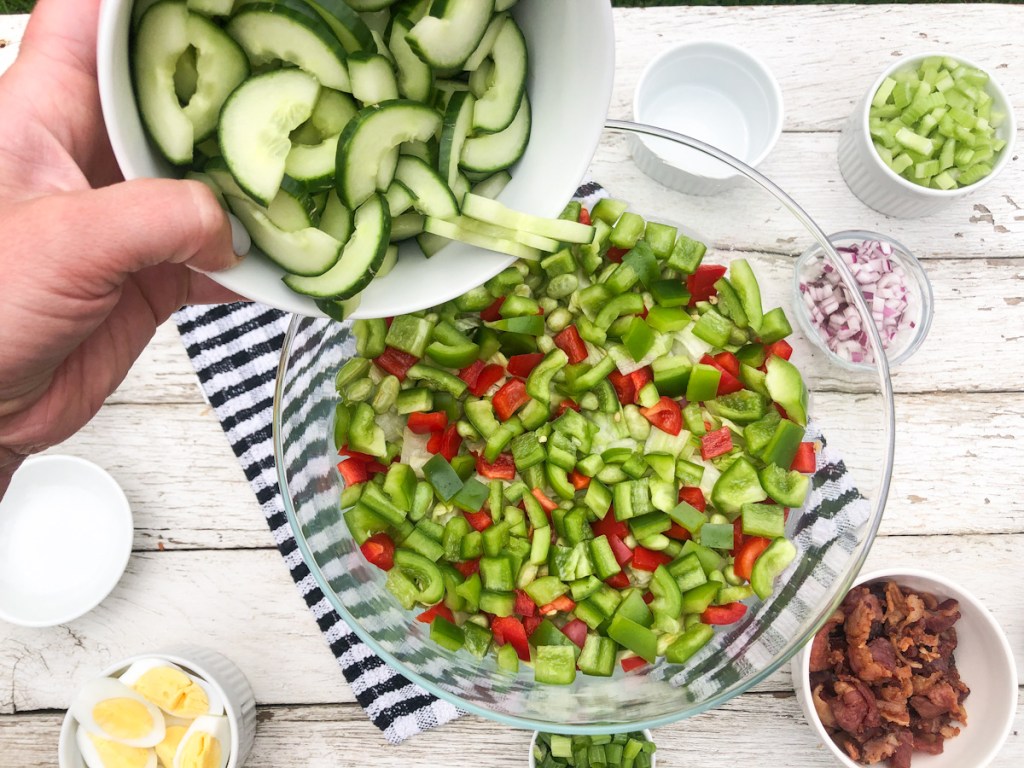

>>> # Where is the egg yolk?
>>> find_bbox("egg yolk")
[132,667,210,718]
[92,698,155,741]
[86,732,153,768]
[154,725,188,768]
[177,732,222,768]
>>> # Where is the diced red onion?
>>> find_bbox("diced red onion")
[800,239,911,364]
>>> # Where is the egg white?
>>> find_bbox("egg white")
[172,715,231,768]
[71,678,166,748]
[76,724,157,768]
[119,659,225,718]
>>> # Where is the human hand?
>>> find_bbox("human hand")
[0,0,245,496]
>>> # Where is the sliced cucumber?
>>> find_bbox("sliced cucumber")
[423,216,541,261]
[388,14,432,102]
[406,0,495,69]
[461,193,596,244]
[468,58,493,99]
[394,155,459,218]
[319,190,355,244]
[417,230,450,258]
[305,0,375,53]
[460,94,529,173]
[335,100,441,208]
[267,177,317,231]
[218,68,321,205]
[392,0,430,23]
[385,179,415,216]
[227,3,351,92]
[450,171,470,207]
[286,136,341,191]
[376,243,400,278]
[401,138,438,166]
[463,11,507,71]
[346,0,397,10]
[316,294,362,321]
[310,88,358,136]
[226,194,343,275]
[183,12,250,142]
[452,214,558,252]
[186,169,226,207]
[439,90,476,190]
[133,1,193,164]
[284,193,392,298]
[173,45,199,105]
[471,15,527,134]
[349,52,399,105]
[391,212,426,240]
[470,169,511,199]
[495,0,518,10]
[187,0,233,16]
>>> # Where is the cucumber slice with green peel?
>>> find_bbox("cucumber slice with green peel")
[183,12,250,142]
[319,190,354,244]
[468,58,493,99]
[470,170,511,199]
[284,193,392,299]
[439,91,476,191]
[267,177,318,231]
[369,29,394,62]
[376,243,400,278]
[471,15,527,134]
[400,139,438,166]
[349,52,399,105]
[392,0,430,22]
[335,100,441,208]
[461,193,596,245]
[187,0,233,16]
[385,179,415,216]
[463,12,507,71]
[226,193,343,275]
[377,147,400,192]
[460,94,529,173]
[388,14,433,102]
[345,0,398,10]
[316,294,362,321]
[310,88,358,136]
[218,68,321,206]
[304,0,375,53]
[450,215,559,252]
[406,0,496,70]
[450,172,470,208]
[394,155,460,219]
[416,230,450,258]
[391,212,426,240]
[227,3,351,92]
[423,217,543,261]
[132,1,193,165]
[173,45,199,106]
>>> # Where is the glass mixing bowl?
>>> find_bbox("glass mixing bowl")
[273,122,896,734]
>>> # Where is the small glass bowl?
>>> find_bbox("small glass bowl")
[793,229,934,371]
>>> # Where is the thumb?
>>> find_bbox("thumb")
[11,178,241,300]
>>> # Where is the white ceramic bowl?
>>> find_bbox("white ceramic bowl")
[58,645,257,768]
[529,729,655,767]
[792,568,1017,768]
[838,51,1017,219]
[0,455,132,628]
[97,0,615,318]
[632,40,783,195]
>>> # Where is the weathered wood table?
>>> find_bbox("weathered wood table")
[1,3,1021,765]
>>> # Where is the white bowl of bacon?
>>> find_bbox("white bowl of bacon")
[792,568,1017,768]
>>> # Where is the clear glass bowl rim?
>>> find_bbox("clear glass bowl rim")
[273,120,897,734]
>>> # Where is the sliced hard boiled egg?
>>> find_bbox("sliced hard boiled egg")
[119,659,225,719]
[173,715,230,768]
[71,678,166,748]
[76,725,157,768]
[154,724,190,768]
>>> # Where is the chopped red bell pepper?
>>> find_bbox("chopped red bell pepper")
[701,602,748,625]
[774,402,790,420]
[553,325,588,364]
[642,591,655,604]
[471,364,505,397]
[523,615,543,637]
[629,366,653,393]
[364,459,389,476]
[561,618,589,649]
[474,451,516,481]
[359,533,395,571]
[568,469,591,491]
[438,423,462,461]
[678,486,706,512]
[531,487,559,514]
[733,518,746,552]
[337,459,368,486]
[734,536,772,582]
[464,510,493,532]
[620,656,648,673]
[607,245,629,263]
[406,411,448,434]
[605,572,631,589]
[540,595,576,615]
[791,442,816,473]
[337,445,377,463]
[630,546,672,572]
[458,359,486,388]
[592,514,628,540]
[384,316,394,328]
[713,351,741,377]
[453,559,480,578]
[578,207,591,226]
[700,353,744,395]
[374,347,418,380]
[665,522,692,541]
[640,396,682,436]
[426,431,443,454]
[607,369,636,405]
[491,616,530,661]
[493,378,530,421]
[480,296,506,322]
[555,399,580,417]
[514,589,537,618]
[700,427,733,460]
[765,339,793,361]
[687,263,728,306]
[507,352,546,378]
[606,533,634,567]
[416,603,455,624]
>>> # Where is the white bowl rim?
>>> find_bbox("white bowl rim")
[632,39,784,172]
[854,50,1017,199]
[794,566,1019,768]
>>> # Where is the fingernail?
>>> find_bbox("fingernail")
[229,213,251,258]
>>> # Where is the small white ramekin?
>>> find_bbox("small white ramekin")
[792,568,1017,768]
[838,52,1017,219]
[528,729,655,767]
[58,646,257,768]
[632,40,783,195]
